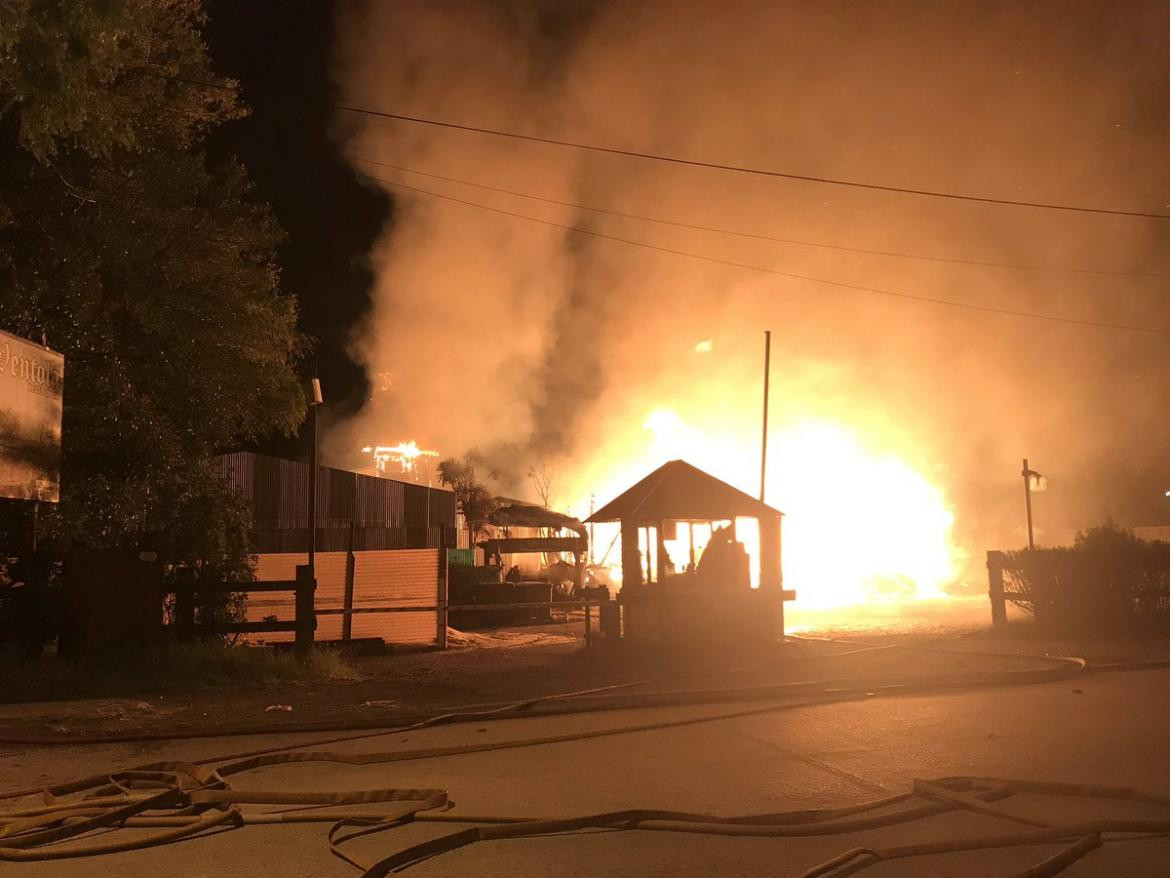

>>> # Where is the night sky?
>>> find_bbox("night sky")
[205,1,389,457]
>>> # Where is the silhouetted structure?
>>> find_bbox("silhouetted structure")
[587,460,792,644]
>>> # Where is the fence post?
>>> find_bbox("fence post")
[342,521,356,641]
[294,564,317,659]
[174,567,196,643]
[437,526,449,650]
[987,550,1007,626]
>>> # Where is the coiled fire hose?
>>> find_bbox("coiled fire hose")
[4,643,1170,875]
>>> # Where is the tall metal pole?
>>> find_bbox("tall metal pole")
[588,493,595,565]
[308,375,323,574]
[308,400,318,572]
[760,330,771,502]
[1022,457,1035,550]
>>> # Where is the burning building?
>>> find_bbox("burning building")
[362,440,439,484]
[587,459,792,644]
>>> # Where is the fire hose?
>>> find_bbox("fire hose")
[4,644,1170,874]
[5,768,1170,876]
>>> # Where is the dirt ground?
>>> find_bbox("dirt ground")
[0,604,1165,749]
[3,602,1169,746]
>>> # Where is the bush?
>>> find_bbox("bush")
[1004,522,1170,632]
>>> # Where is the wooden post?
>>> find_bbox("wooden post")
[584,602,592,647]
[342,521,356,641]
[643,527,652,584]
[759,513,783,641]
[987,550,1007,626]
[620,517,642,588]
[294,564,317,659]
[437,526,450,649]
[657,520,670,578]
[174,567,196,643]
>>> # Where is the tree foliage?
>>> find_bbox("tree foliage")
[1004,521,1170,632]
[0,1,305,561]
[0,0,242,159]
[437,452,497,546]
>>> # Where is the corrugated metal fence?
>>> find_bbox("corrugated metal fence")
[247,550,441,647]
[211,453,454,648]
[213,452,456,552]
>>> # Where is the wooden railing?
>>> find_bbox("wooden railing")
[316,598,611,645]
[170,565,316,655]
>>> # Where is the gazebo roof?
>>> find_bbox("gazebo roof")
[586,460,783,525]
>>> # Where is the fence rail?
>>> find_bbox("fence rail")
[987,549,1170,627]
[169,565,609,650]
[317,599,612,645]
[169,566,316,655]
[316,600,607,615]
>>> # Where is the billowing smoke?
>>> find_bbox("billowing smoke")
[328,0,1170,570]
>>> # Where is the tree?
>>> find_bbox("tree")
[0,0,242,160]
[0,2,304,567]
[437,452,497,548]
[527,462,556,508]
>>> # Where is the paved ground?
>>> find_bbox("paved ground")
[5,657,1170,876]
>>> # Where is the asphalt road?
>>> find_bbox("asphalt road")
[4,663,1170,876]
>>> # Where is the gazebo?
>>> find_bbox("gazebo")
[587,459,793,644]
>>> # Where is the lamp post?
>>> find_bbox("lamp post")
[308,375,323,573]
[1021,458,1045,550]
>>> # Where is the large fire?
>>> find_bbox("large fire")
[362,440,440,482]
[569,408,965,611]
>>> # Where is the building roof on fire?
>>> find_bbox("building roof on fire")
[586,459,782,525]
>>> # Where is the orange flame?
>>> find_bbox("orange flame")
[570,409,965,610]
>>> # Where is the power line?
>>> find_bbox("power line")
[336,105,1170,221]
[348,155,1170,279]
[359,170,1170,337]
[133,71,1170,222]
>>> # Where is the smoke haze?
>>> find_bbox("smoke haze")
[328,0,1170,576]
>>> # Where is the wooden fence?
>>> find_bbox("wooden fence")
[248,549,446,648]
[169,550,612,651]
[170,565,316,655]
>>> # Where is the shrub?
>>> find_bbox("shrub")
[1004,522,1170,632]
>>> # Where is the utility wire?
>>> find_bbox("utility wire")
[348,155,1170,279]
[360,170,1170,337]
[336,105,1170,221]
[132,71,1170,222]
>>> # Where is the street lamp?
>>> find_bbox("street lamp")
[308,376,323,573]
[1021,458,1046,550]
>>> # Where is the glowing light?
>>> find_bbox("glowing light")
[693,339,714,353]
[573,410,964,611]
[363,440,439,479]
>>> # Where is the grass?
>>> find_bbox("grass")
[0,642,359,703]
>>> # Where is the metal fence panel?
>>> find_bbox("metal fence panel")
[213,452,454,554]
[248,549,440,646]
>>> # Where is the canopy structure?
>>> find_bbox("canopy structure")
[587,459,783,598]
[584,460,789,645]
[479,498,588,588]
[491,498,587,538]
[587,460,782,526]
